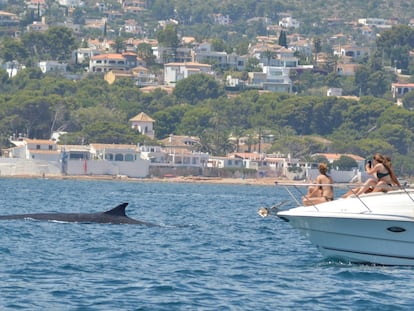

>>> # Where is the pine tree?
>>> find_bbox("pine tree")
[278,30,287,48]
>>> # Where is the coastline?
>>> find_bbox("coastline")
[1,174,285,186]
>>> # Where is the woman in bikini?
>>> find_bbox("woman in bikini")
[369,154,400,193]
[342,153,400,198]
[302,163,334,206]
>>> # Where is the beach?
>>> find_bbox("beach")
[2,174,283,186]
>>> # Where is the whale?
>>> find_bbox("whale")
[0,203,157,225]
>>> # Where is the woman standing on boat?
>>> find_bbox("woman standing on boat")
[302,163,334,206]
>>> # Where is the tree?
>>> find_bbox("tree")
[311,154,329,165]
[0,37,28,62]
[263,49,274,66]
[211,38,226,52]
[402,91,414,110]
[157,24,179,49]
[313,37,322,65]
[21,32,48,61]
[10,96,53,138]
[112,36,125,54]
[149,0,174,20]
[354,66,370,96]
[234,40,249,55]
[153,105,188,139]
[173,74,225,105]
[374,124,413,154]
[72,8,85,25]
[245,57,262,72]
[177,106,213,136]
[325,72,341,88]
[332,155,358,171]
[81,121,141,144]
[197,128,235,156]
[367,71,390,97]
[376,25,414,70]
[278,30,287,48]
[46,27,78,61]
[137,43,156,65]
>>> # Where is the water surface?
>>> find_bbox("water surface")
[0,178,413,310]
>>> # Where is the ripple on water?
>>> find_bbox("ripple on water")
[0,180,414,310]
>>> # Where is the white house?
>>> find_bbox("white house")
[89,54,125,73]
[129,112,155,139]
[391,83,414,99]
[8,138,60,161]
[163,62,212,86]
[2,61,24,77]
[139,145,166,163]
[247,66,292,93]
[279,17,300,29]
[72,47,101,64]
[60,143,150,177]
[58,0,84,7]
[38,61,67,74]
[192,42,247,70]
[327,88,343,96]
[207,156,244,169]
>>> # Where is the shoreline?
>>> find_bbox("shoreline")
[1,174,286,186]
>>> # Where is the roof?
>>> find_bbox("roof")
[107,70,134,77]
[132,66,148,73]
[59,145,90,151]
[0,11,18,17]
[129,112,155,122]
[91,53,126,60]
[230,152,264,160]
[24,138,56,145]
[315,153,365,162]
[139,85,174,94]
[264,157,286,163]
[90,143,138,150]
[392,83,414,88]
[122,51,138,57]
[159,135,200,148]
[29,150,60,155]
[165,62,211,68]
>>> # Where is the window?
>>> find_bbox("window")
[115,154,124,161]
[125,154,134,161]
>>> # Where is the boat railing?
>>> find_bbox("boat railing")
[275,182,414,212]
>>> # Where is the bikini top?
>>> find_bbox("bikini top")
[377,171,390,179]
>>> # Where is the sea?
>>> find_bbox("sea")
[1,178,414,311]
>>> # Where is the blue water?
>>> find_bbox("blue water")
[1,178,414,310]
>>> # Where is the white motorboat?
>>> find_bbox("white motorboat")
[272,185,414,265]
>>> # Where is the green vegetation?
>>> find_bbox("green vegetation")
[1,0,414,177]
[0,70,413,175]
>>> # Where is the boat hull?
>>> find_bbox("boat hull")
[277,190,414,265]
[286,216,414,265]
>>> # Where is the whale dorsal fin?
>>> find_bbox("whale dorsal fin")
[103,203,128,217]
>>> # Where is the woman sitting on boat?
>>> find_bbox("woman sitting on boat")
[302,163,334,206]
[342,153,400,198]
